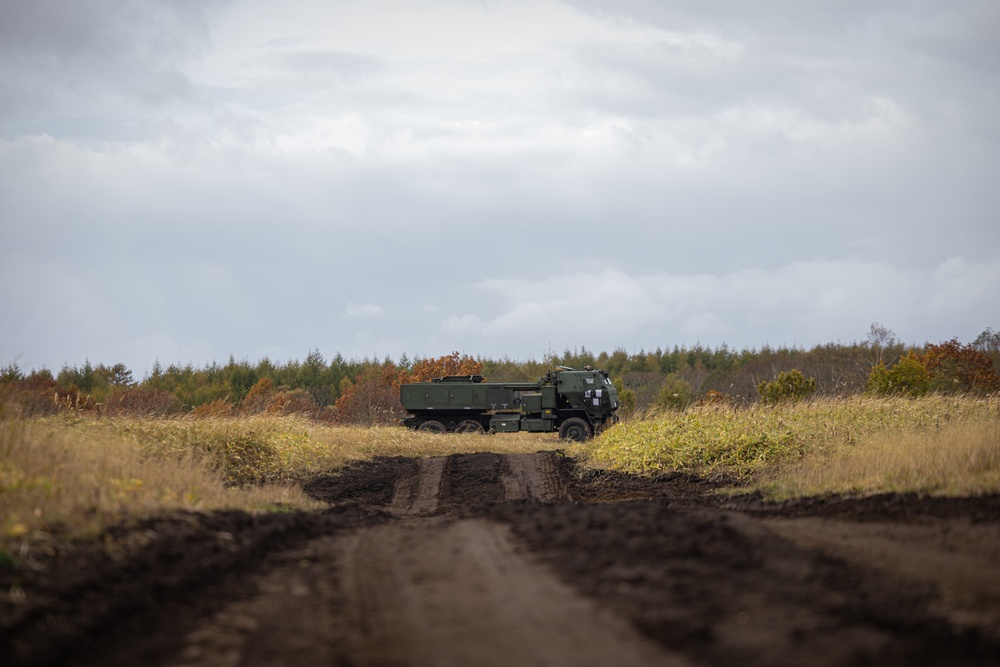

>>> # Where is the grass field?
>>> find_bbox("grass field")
[586,394,1000,498]
[3,395,998,552]
[757,419,1000,499]
[0,414,561,548]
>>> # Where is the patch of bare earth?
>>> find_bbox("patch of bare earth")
[332,518,680,667]
[759,517,1000,639]
[163,453,681,666]
[3,451,999,666]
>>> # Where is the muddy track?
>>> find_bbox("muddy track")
[3,451,1000,667]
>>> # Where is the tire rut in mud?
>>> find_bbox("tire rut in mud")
[502,452,569,502]
[388,456,447,516]
[487,499,1000,667]
[149,452,676,667]
[334,518,684,667]
[6,453,1000,667]
[304,450,568,512]
[303,456,419,508]
[0,506,385,667]
[439,452,511,509]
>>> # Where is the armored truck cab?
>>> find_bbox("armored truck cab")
[400,367,618,441]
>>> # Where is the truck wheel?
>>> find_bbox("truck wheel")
[455,419,485,434]
[559,417,592,442]
[417,420,447,433]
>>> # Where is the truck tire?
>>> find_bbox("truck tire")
[417,420,447,433]
[455,419,485,434]
[559,417,592,442]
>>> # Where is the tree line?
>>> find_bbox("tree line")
[2,325,998,422]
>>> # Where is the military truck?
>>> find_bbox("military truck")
[399,366,619,441]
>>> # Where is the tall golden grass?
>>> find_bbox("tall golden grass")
[587,395,1000,496]
[0,413,561,550]
[0,417,312,547]
[4,395,997,555]
[758,420,1000,499]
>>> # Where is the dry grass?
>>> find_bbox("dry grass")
[0,413,561,551]
[0,417,320,548]
[757,420,1000,499]
[587,395,1000,496]
[94,415,561,479]
[6,395,995,556]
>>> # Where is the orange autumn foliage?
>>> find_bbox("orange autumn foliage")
[408,352,484,383]
[334,353,483,425]
[919,339,1000,393]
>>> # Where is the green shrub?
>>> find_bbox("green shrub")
[867,352,930,397]
[657,373,693,411]
[613,378,637,418]
[758,369,817,404]
[1,363,23,384]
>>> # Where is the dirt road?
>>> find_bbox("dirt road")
[3,452,1000,666]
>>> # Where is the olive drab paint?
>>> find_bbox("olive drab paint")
[400,367,619,442]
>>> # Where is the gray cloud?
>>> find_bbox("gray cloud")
[0,0,230,138]
[1,0,997,372]
[0,0,227,63]
[435,257,1000,355]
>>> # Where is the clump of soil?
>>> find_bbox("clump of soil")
[304,456,418,506]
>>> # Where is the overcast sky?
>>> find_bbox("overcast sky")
[2,0,998,375]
